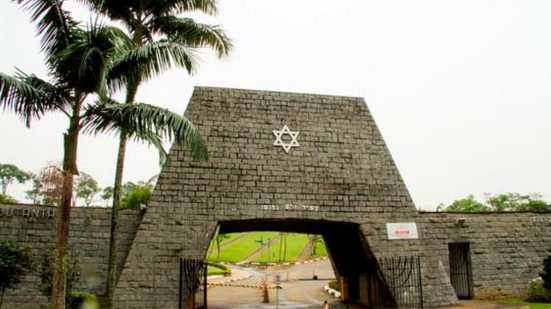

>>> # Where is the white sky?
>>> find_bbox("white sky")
[0,0,550,210]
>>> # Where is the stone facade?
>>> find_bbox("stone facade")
[114,87,453,308]
[2,87,551,308]
[418,212,551,298]
[0,204,142,307]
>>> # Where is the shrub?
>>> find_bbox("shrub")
[0,194,17,204]
[0,241,33,309]
[68,291,99,309]
[328,279,341,291]
[526,277,551,302]
[37,250,80,305]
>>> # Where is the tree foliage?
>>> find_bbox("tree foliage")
[74,172,100,206]
[0,241,33,309]
[0,163,31,195]
[486,192,549,212]
[37,250,80,306]
[437,195,490,212]
[120,181,152,209]
[438,192,550,212]
[0,2,141,306]
[0,194,18,204]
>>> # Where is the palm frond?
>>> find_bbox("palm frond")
[0,71,67,127]
[13,0,77,59]
[106,40,199,91]
[53,22,133,95]
[82,100,208,160]
[150,16,231,58]
[153,0,218,16]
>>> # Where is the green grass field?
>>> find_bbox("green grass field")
[253,233,309,263]
[207,231,327,264]
[208,231,278,263]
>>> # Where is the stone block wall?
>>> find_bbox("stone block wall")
[419,211,551,298]
[114,87,450,308]
[0,203,142,308]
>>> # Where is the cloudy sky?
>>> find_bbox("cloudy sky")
[0,0,550,210]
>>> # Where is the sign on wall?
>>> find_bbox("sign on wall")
[386,222,418,240]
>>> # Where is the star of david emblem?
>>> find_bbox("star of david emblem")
[273,125,300,153]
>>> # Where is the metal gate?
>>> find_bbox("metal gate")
[448,243,473,299]
[179,258,207,309]
[371,256,424,309]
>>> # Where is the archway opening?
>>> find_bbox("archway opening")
[200,219,392,308]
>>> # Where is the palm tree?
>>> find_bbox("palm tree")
[1,2,132,306]
[2,1,210,308]
[83,1,232,306]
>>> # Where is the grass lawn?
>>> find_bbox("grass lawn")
[495,296,551,308]
[206,233,242,260]
[207,231,328,264]
[253,233,310,263]
[211,231,278,263]
[310,239,327,259]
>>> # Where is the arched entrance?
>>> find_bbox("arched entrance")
[217,219,386,305]
[114,87,456,308]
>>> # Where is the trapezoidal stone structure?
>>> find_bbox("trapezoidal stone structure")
[115,87,458,308]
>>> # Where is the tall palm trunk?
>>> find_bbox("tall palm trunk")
[51,96,83,309]
[105,79,139,309]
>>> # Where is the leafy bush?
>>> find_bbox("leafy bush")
[0,241,33,309]
[0,194,17,204]
[328,279,341,291]
[37,250,80,305]
[526,277,551,302]
[121,183,152,209]
[68,291,99,309]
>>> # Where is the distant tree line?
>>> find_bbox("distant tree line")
[0,161,153,209]
[437,192,550,212]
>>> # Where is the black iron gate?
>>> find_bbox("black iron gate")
[179,258,207,309]
[448,243,473,299]
[370,256,424,309]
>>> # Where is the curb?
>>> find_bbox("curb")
[323,285,341,299]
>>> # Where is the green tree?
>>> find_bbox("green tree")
[0,163,30,195]
[120,181,152,209]
[82,1,231,305]
[74,172,100,206]
[100,186,114,206]
[486,192,550,212]
[0,241,33,309]
[1,2,150,307]
[438,195,490,212]
[0,194,18,204]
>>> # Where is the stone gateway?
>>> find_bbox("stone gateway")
[1,87,551,308]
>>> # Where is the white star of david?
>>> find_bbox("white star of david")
[273,125,300,153]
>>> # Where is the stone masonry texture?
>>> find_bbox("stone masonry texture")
[114,87,452,308]
[2,87,551,308]
[0,203,142,308]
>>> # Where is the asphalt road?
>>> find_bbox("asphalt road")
[207,259,364,309]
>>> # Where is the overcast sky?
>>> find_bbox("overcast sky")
[1,0,550,210]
